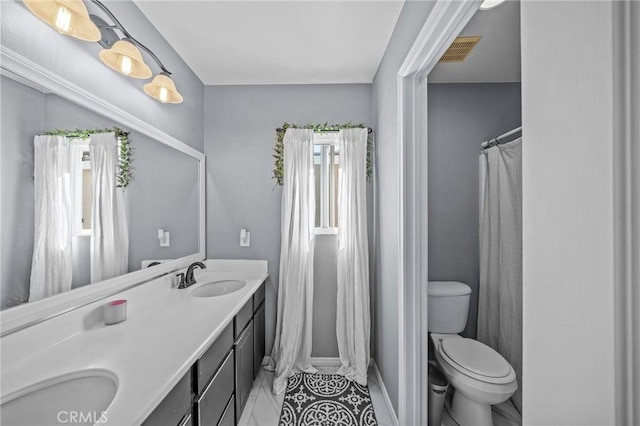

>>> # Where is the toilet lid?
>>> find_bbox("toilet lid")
[440,338,513,382]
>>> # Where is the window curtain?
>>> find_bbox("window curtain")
[268,128,317,394]
[29,135,73,302]
[477,138,523,413]
[336,128,370,385]
[90,132,129,283]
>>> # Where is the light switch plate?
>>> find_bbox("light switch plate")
[240,229,250,247]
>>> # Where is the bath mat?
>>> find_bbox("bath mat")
[279,373,378,426]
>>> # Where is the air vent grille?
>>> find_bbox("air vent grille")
[439,36,481,63]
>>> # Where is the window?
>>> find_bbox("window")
[314,133,339,233]
[70,143,93,235]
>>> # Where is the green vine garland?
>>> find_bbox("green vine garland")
[272,122,373,186]
[42,127,133,188]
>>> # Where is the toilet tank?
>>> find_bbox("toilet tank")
[428,281,471,333]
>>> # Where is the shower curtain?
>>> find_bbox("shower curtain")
[477,137,522,413]
[336,128,370,386]
[90,132,129,283]
[268,128,317,394]
[29,135,73,302]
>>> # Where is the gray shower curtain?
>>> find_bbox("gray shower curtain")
[477,137,522,413]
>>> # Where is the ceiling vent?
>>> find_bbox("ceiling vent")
[439,36,481,63]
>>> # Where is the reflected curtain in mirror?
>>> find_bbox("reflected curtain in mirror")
[29,135,73,302]
[29,132,129,302]
[90,132,128,283]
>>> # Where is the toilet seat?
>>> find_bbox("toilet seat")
[438,337,515,385]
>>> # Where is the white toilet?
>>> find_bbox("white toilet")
[428,281,517,426]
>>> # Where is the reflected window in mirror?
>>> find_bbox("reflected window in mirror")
[71,144,93,234]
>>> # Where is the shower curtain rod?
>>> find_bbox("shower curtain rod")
[481,126,522,149]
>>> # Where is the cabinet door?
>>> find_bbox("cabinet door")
[197,350,235,426]
[253,302,265,379]
[234,319,254,423]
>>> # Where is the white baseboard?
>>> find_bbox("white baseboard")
[372,360,399,426]
[310,357,342,367]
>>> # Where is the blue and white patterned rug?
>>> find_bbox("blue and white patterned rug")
[279,373,378,426]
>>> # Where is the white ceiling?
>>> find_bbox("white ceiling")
[429,0,520,83]
[133,1,404,85]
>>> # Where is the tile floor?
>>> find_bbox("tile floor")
[441,394,521,426]
[238,365,396,426]
[238,365,521,426]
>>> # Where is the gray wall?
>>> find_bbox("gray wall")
[371,0,436,412]
[0,0,204,151]
[0,77,43,309]
[427,83,521,338]
[204,84,372,357]
[0,76,199,309]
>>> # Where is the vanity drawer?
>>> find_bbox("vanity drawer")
[197,322,234,395]
[217,395,235,426]
[253,283,265,313]
[196,350,235,426]
[234,299,253,338]
[142,370,192,426]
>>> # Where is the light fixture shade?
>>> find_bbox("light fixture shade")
[99,39,152,79]
[23,0,101,41]
[143,73,183,104]
[479,0,507,10]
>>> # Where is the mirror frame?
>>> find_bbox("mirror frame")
[0,45,206,336]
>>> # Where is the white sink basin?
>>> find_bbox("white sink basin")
[189,280,246,297]
[1,370,118,426]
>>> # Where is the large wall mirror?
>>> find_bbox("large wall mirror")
[0,47,205,335]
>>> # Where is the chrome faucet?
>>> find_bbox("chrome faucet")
[177,261,206,289]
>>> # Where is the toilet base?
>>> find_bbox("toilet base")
[450,390,493,426]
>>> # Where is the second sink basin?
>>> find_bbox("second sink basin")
[1,370,118,426]
[189,280,246,297]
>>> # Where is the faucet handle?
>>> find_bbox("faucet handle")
[176,272,186,289]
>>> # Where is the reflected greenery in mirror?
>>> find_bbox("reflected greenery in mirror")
[42,127,132,188]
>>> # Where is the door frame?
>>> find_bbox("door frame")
[613,1,639,423]
[396,1,480,424]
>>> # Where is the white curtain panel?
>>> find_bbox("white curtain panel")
[268,128,317,394]
[90,132,129,283]
[29,135,73,302]
[336,128,371,385]
[477,138,523,412]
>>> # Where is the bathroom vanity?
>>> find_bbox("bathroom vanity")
[143,279,267,426]
[0,260,268,426]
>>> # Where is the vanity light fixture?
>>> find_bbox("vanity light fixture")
[23,0,101,41]
[143,73,183,104]
[22,0,183,104]
[99,39,152,79]
[479,0,508,10]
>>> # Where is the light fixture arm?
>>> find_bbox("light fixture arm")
[89,0,172,75]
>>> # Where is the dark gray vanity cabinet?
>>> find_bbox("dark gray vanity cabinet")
[196,350,235,426]
[142,371,193,426]
[253,303,265,379]
[234,314,254,423]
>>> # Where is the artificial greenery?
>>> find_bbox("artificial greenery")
[272,122,373,186]
[42,127,133,188]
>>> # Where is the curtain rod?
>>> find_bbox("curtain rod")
[481,126,522,149]
[277,127,373,134]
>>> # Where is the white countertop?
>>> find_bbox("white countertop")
[0,260,268,425]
